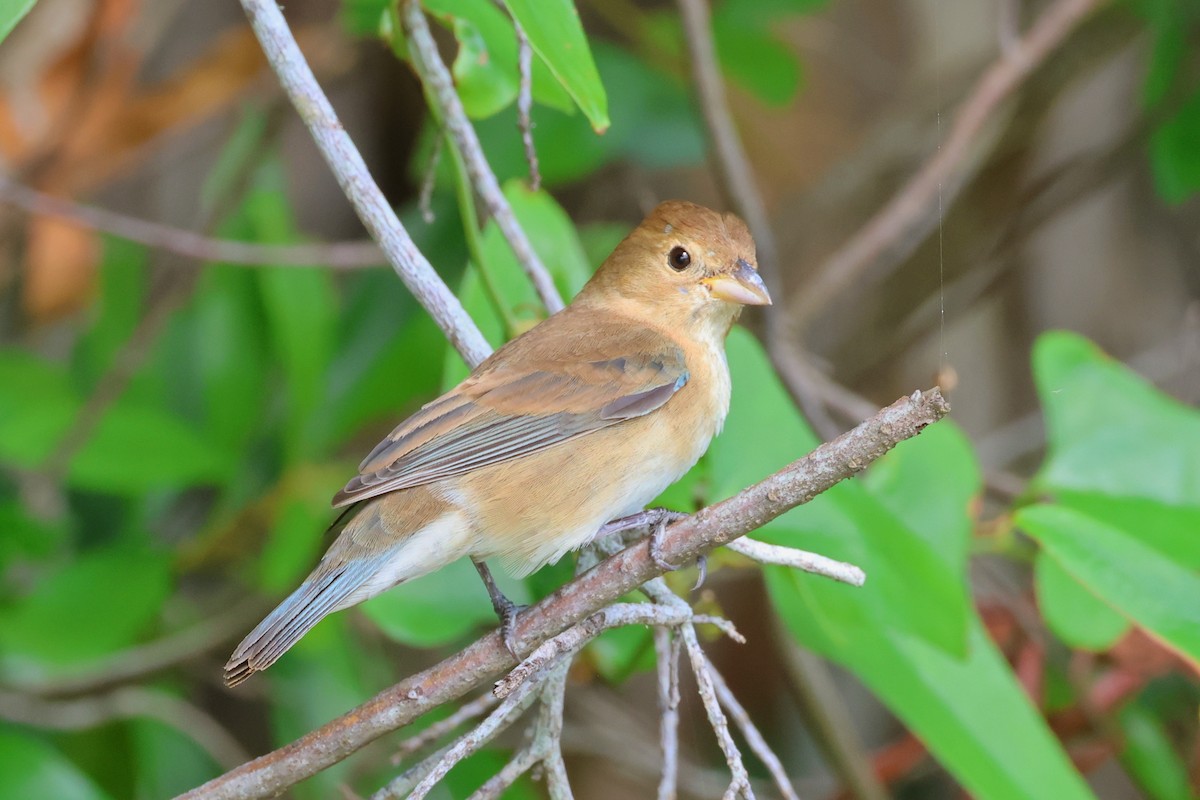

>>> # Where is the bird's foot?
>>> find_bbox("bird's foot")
[472,560,527,658]
[649,512,685,572]
[598,507,688,541]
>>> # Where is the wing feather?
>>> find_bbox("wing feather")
[332,312,688,507]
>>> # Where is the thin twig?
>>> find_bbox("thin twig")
[0,687,249,768]
[680,625,754,800]
[495,603,697,699]
[4,602,266,696]
[704,655,801,800]
[372,675,544,800]
[725,538,866,587]
[789,0,1104,329]
[418,133,444,224]
[177,388,949,800]
[239,0,492,366]
[402,0,563,314]
[391,692,499,763]
[0,177,386,268]
[514,19,541,191]
[654,627,681,800]
[674,0,840,440]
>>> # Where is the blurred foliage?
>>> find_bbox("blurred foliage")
[1,0,1199,798]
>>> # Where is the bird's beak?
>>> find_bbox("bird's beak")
[703,259,772,306]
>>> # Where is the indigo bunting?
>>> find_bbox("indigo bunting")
[224,200,769,687]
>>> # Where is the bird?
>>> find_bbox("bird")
[223,200,770,687]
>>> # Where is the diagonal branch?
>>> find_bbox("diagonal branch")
[402,0,564,314]
[0,177,386,269]
[238,0,492,366]
[176,387,948,800]
[789,0,1105,329]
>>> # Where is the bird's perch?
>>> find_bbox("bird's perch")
[177,387,949,800]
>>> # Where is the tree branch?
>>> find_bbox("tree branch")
[789,0,1104,329]
[238,0,492,367]
[0,176,386,269]
[402,0,564,314]
[176,387,948,800]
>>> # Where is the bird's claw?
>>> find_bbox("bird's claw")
[497,599,528,659]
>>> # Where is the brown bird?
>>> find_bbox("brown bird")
[224,200,769,687]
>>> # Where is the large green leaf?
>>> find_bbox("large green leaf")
[1018,504,1200,669]
[1033,331,1200,505]
[773,600,1096,800]
[0,351,77,466]
[713,329,970,656]
[1117,698,1197,800]
[503,0,609,132]
[69,402,232,494]
[242,162,338,462]
[0,730,111,800]
[0,0,37,44]
[0,548,171,679]
[1034,552,1129,651]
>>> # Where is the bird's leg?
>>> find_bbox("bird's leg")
[472,559,526,658]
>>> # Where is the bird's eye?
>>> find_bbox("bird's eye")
[667,246,691,271]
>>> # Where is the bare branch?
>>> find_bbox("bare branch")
[418,133,444,224]
[177,388,948,800]
[402,0,563,314]
[704,656,801,800]
[4,601,264,696]
[495,603,697,699]
[514,20,542,192]
[372,676,543,800]
[680,625,754,800]
[0,176,386,269]
[790,0,1104,328]
[725,538,866,587]
[654,627,681,800]
[392,692,498,763]
[238,0,492,366]
[0,687,249,769]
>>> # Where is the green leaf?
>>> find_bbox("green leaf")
[503,0,609,132]
[1035,552,1129,651]
[0,0,37,44]
[69,402,232,494]
[361,557,529,648]
[0,548,171,678]
[129,717,220,799]
[1118,698,1196,800]
[0,350,78,466]
[1018,503,1200,669]
[424,0,519,119]
[72,237,147,390]
[1150,87,1200,204]
[188,266,270,454]
[0,729,111,800]
[1033,331,1200,505]
[236,160,337,461]
[773,601,1096,800]
[713,329,970,655]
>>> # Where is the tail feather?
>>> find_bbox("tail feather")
[224,559,380,688]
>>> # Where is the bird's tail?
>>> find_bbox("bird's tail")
[224,556,384,688]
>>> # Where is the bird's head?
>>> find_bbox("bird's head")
[581,201,770,334]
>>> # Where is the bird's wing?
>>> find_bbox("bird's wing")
[331,312,688,507]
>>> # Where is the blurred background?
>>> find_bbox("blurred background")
[0,0,1198,798]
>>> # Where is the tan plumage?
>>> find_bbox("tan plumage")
[224,200,769,686]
